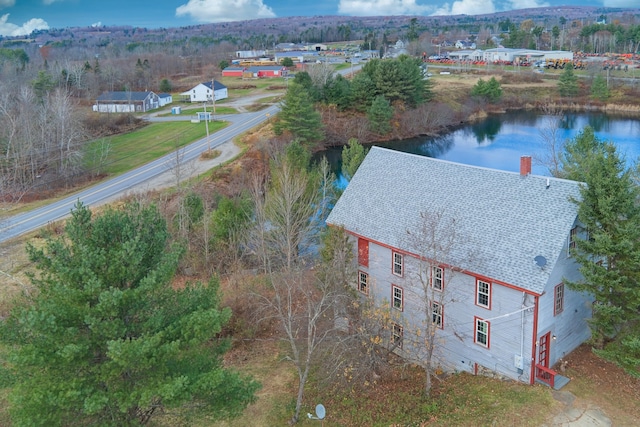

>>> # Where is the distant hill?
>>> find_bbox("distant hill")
[2,6,637,48]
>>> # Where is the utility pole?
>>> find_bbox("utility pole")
[212,78,216,123]
[203,100,210,152]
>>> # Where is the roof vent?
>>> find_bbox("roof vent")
[546,178,550,189]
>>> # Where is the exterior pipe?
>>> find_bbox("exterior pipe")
[530,295,540,385]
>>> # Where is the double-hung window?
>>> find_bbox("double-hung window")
[568,226,578,255]
[476,279,491,309]
[432,266,444,291]
[432,301,443,329]
[554,283,565,315]
[475,317,490,348]
[392,323,403,349]
[392,285,403,311]
[392,252,404,276]
[358,271,369,295]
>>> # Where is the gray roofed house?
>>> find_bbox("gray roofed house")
[326,147,592,389]
[93,91,159,113]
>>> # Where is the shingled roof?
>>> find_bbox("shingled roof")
[202,80,227,91]
[326,147,582,294]
[96,91,155,102]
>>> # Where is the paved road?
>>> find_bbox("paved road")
[0,104,279,243]
[0,64,364,244]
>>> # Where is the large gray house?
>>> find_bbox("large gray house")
[326,147,592,389]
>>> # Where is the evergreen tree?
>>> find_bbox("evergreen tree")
[159,78,172,93]
[367,95,393,134]
[590,74,610,101]
[562,129,640,350]
[273,82,323,144]
[0,202,259,426]
[349,71,376,111]
[558,63,579,97]
[341,138,369,181]
[362,56,432,108]
[31,70,56,98]
[280,57,294,67]
[471,77,502,103]
[323,74,352,110]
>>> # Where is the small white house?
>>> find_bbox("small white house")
[180,81,228,103]
[158,93,173,107]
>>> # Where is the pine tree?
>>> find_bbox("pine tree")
[0,202,259,426]
[558,63,579,97]
[273,82,323,144]
[562,129,640,350]
[590,74,610,101]
[367,95,393,135]
[471,77,502,103]
[341,138,369,181]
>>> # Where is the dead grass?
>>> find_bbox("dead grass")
[199,149,221,160]
[0,238,35,318]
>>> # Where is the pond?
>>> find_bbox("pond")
[320,111,640,181]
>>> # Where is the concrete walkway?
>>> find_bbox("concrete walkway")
[543,390,611,427]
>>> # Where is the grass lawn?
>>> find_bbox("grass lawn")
[300,365,556,427]
[156,105,237,117]
[219,77,288,98]
[91,121,227,175]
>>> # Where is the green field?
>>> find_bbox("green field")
[157,105,237,117]
[88,121,227,175]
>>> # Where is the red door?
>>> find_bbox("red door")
[536,332,552,384]
[538,332,550,368]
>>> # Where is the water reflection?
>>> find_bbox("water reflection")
[470,116,502,144]
[317,112,640,180]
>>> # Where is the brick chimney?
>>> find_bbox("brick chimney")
[520,156,532,176]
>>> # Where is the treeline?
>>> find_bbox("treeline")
[274,55,437,147]
[0,83,91,202]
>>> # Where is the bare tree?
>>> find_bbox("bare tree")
[307,61,334,88]
[250,145,339,424]
[256,268,338,424]
[250,148,334,271]
[533,104,565,177]
[402,209,475,395]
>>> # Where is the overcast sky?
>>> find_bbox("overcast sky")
[0,0,636,37]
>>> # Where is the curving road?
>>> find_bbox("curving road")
[0,104,280,244]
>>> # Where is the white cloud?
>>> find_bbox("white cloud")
[0,0,16,9]
[91,21,102,27]
[432,0,496,16]
[338,0,430,16]
[0,13,49,36]
[42,0,63,5]
[176,0,276,23]
[602,0,638,6]
[508,0,549,9]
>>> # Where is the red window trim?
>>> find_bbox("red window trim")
[392,251,404,277]
[474,316,490,348]
[392,284,404,311]
[475,278,492,310]
[554,283,565,316]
